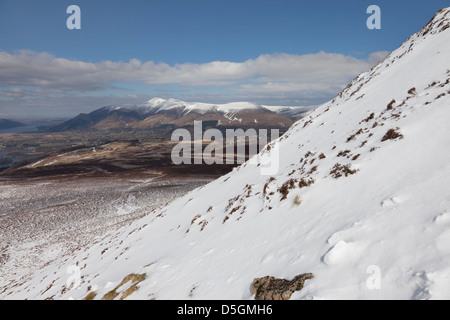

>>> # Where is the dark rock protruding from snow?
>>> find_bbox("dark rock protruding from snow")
[251,273,314,300]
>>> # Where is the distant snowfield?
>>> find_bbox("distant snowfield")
[2,8,450,300]
[117,97,311,117]
[139,98,268,115]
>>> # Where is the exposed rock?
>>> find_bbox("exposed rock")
[251,273,314,300]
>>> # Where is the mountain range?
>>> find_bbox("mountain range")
[3,7,450,300]
[49,99,311,132]
[0,119,24,130]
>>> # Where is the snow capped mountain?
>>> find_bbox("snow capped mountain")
[138,98,268,115]
[49,98,298,131]
[3,8,450,300]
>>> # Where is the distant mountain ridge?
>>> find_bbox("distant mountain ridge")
[48,98,311,132]
[0,119,24,130]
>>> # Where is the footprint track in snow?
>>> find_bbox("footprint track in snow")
[433,211,450,225]
[380,195,403,208]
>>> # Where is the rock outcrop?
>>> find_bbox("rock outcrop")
[251,273,314,300]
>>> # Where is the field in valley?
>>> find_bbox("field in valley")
[0,129,237,295]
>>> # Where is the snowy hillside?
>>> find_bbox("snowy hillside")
[263,105,313,119]
[2,8,450,300]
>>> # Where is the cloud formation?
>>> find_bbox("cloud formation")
[0,50,389,117]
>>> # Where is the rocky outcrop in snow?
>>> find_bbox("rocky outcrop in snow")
[252,273,314,300]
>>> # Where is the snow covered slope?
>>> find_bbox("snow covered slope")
[3,8,450,300]
[263,105,313,119]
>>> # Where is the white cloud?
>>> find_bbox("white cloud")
[368,51,391,65]
[0,49,390,116]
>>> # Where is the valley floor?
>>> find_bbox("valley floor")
[0,172,216,296]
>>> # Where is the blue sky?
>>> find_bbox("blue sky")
[0,0,448,118]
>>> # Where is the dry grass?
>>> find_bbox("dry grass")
[346,134,356,142]
[189,285,197,298]
[308,166,318,174]
[84,291,97,300]
[304,151,315,158]
[337,150,351,157]
[381,128,403,142]
[436,93,446,100]
[293,195,302,206]
[229,206,241,215]
[361,113,375,123]
[263,177,276,194]
[298,178,314,189]
[191,215,201,225]
[279,179,297,201]
[199,220,208,231]
[428,81,438,88]
[386,99,396,111]
[101,273,147,300]
[330,163,358,179]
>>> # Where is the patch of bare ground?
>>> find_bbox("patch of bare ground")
[381,128,404,142]
[330,163,358,179]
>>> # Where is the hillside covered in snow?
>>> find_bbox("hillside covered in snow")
[2,8,450,300]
